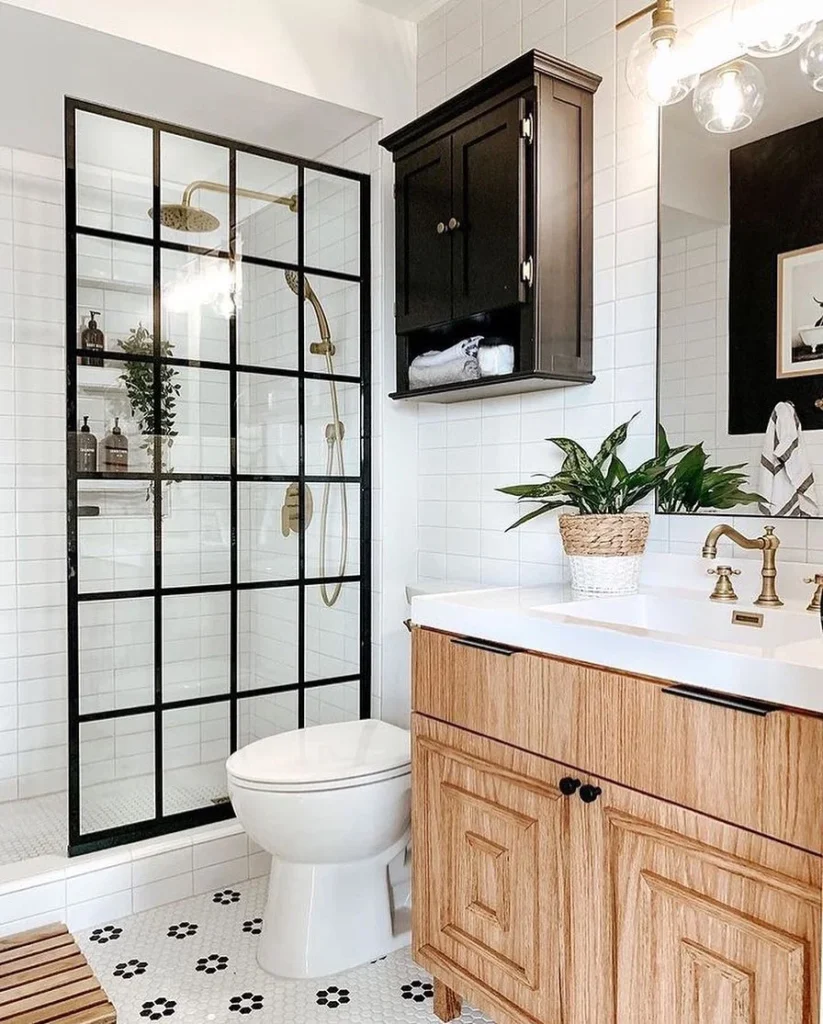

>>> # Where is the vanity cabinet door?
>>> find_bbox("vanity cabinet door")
[412,713,571,1024]
[594,778,822,1024]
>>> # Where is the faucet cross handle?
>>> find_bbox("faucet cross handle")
[707,565,741,603]
[803,573,823,612]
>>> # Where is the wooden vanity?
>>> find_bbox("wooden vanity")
[411,626,823,1024]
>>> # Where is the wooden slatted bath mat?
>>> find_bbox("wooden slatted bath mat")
[0,923,116,1024]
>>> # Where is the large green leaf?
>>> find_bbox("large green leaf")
[593,413,640,468]
[505,500,569,531]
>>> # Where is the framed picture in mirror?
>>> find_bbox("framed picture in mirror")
[777,242,823,378]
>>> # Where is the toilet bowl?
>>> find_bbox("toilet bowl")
[226,718,411,979]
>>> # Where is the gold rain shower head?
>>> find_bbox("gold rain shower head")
[149,179,299,233]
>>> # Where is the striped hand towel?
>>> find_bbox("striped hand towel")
[758,401,819,517]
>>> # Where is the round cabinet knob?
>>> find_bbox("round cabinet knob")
[448,217,460,231]
[579,784,602,804]
[436,221,447,234]
[559,777,581,796]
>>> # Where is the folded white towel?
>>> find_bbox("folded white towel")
[478,344,514,377]
[409,337,481,390]
[758,401,819,517]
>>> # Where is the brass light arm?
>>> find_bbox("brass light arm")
[181,179,299,214]
[701,524,782,607]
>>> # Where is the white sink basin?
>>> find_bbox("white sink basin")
[539,592,820,651]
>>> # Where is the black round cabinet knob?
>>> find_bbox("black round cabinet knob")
[579,784,602,804]
[559,777,581,796]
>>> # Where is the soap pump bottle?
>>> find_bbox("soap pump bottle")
[100,417,128,473]
[80,310,105,367]
[77,416,97,473]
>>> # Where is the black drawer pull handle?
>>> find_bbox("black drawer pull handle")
[579,784,602,804]
[662,684,779,717]
[559,777,581,796]
[450,637,517,657]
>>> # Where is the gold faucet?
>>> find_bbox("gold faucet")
[701,524,782,607]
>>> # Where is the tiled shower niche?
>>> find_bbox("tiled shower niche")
[66,101,371,855]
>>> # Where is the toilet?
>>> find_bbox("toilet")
[226,718,411,979]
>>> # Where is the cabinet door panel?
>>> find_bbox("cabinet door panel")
[598,782,821,1024]
[451,97,528,321]
[395,138,452,333]
[413,714,568,1024]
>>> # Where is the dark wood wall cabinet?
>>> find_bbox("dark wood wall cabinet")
[380,50,600,402]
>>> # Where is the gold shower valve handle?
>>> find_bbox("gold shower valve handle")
[436,221,447,234]
[803,573,823,611]
[707,565,741,602]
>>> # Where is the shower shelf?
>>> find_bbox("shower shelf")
[77,275,152,295]
[76,365,126,395]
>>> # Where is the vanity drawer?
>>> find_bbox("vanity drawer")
[412,626,823,853]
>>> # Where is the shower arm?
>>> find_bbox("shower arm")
[181,179,299,214]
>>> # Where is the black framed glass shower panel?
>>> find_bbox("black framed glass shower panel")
[65,99,371,856]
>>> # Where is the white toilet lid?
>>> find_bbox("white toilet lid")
[226,719,410,787]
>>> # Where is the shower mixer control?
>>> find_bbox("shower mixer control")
[325,421,345,444]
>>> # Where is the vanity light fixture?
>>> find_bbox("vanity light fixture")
[622,0,699,105]
[800,23,823,89]
[692,59,766,132]
[732,0,817,58]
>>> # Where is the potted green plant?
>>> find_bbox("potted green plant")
[499,413,683,595]
[118,323,180,496]
[656,425,762,513]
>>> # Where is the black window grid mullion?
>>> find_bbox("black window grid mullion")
[152,125,164,823]
[297,163,306,730]
[65,100,371,856]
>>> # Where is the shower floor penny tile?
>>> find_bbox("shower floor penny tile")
[77,876,494,1024]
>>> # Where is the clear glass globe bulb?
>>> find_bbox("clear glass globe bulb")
[626,26,698,105]
[800,24,823,91]
[693,59,766,133]
[732,0,817,57]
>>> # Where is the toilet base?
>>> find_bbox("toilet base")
[257,842,411,978]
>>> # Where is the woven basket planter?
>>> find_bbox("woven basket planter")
[559,512,650,596]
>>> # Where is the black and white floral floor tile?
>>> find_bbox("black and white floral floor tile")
[77,875,493,1024]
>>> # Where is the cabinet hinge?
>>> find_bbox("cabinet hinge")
[520,114,534,143]
[520,256,534,286]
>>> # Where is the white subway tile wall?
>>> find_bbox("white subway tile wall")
[413,0,807,588]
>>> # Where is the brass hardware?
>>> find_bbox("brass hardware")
[615,0,675,37]
[804,573,823,611]
[520,114,534,142]
[707,565,741,602]
[731,609,764,629]
[280,482,313,537]
[436,221,447,234]
[701,523,782,607]
[616,0,656,30]
[310,341,336,357]
[182,179,298,213]
[448,217,460,231]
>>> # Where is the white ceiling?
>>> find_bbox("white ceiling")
[357,0,447,21]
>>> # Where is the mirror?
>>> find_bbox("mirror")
[658,44,823,517]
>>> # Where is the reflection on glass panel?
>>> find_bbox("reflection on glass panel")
[302,275,360,377]
[80,713,155,833]
[75,111,153,237]
[238,483,299,583]
[162,481,230,589]
[164,366,230,475]
[304,582,359,682]
[160,133,229,251]
[162,250,232,363]
[305,482,360,583]
[237,373,298,475]
[304,378,360,477]
[163,703,229,814]
[239,588,299,691]
[79,598,153,715]
[304,169,360,275]
[163,592,230,703]
[78,497,154,594]
[237,262,298,370]
[238,691,298,749]
[304,681,359,728]
[236,151,298,263]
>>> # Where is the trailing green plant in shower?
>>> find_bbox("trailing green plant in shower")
[118,322,181,498]
[656,425,763,513]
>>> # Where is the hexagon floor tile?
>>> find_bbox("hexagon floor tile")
[78,875,494,1024]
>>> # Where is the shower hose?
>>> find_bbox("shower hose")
[319,347,348,609]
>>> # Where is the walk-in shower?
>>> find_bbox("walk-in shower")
[63,99,371,855]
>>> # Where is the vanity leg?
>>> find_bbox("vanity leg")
[433,979,461,1022]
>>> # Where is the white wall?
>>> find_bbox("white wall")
[411,0,823,621]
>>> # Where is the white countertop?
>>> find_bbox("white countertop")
[410,556,823,716]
